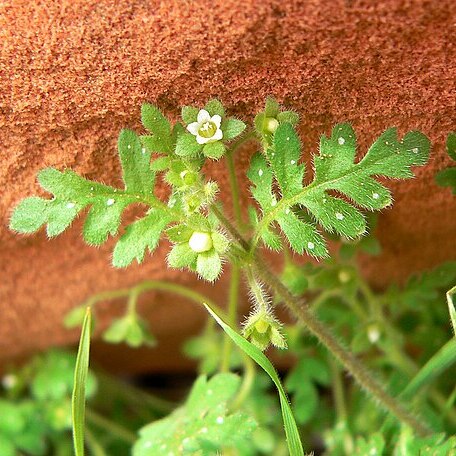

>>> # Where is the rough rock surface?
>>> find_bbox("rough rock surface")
[1,0,455,372]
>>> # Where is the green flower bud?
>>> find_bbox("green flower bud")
[264,117,279,133]
[243,310,287,351]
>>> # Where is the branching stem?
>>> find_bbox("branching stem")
[210,204,432,436]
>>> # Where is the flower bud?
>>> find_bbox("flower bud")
[243,310,287,351]
[188,231,213,253]
[264,117,279,134]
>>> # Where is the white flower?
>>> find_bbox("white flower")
[187,109,223,145]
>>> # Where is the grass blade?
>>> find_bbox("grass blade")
[204,303,304,456]
[401,338,456,401]
[72,307,92,456]
[447,285,456,336]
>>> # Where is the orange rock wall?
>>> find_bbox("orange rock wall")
[1,0,455,372]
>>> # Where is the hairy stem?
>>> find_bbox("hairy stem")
[219,132,255,371]
[210,204,431,436]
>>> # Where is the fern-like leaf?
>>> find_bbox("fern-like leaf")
[249,123,430,257]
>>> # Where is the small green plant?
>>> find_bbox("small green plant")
[8,97,456,455]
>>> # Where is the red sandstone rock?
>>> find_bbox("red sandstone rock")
[0,0,455,372]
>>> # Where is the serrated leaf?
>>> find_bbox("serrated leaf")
[112,211,172,267]
[133,373,256,455]
[10,129,165,254]
[276,210,327,257]
[141,104,172,153]
[222,118,246,140]
[250,123,430,257]
[247,153,276,211]
[175,132,202,157]
[82,199,130,245]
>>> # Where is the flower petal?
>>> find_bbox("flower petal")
[196,134,210,145]
[212,129,223,141]
[211,114,222,128]
[197,109,211,123]
[187,122,200,135]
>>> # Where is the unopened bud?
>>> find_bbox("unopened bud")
[189,231,213,253]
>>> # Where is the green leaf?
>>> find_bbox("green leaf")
[112,211,172,268]
[141,104,172,153]
[436,168,456,193]
[10,128,164,252]
[175,132,202,157]
[103,315,156,348]
[447,285,456,335]
[286,357,330,424]
[118,129,155,195]
[400,338,456,401]
[203,142,226,159]
[222,118,246,140]
[264,97,280,117]
[181,105,199,124]
[72,307,92,456]
[394,428,456,455]
[9,197,49,233]
[167,243,198,269]
[249,124,430,256]
[447,132,456,160]
[270,123,305,198]
[277,111,299,125]
[204,304,304,456]
[32,350,96,402]
[0,400,26,435]
[353,433,385,455]
[205,99,225,117]
[435,131,456,192]
[196,250,222,282]
[133,373,256,455]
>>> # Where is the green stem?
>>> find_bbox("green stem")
[210,204,431,436]
[231,355,256,410]
[96,371,175,415]
[85,428,107,456]
[356,278,456,428]
[221,265,241,372]
[219,131,255,372]
[226,150,243,229]
[83,280,229,322]
[245,267,269,312]
[328,356,347,423]
[85,409,136,444]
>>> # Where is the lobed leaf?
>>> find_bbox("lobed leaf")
[112,211,172,268]
[249,123,430,257]
[133,373,256,455]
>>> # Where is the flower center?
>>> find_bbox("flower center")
[198,121,217,139]
[188,231,213,253]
